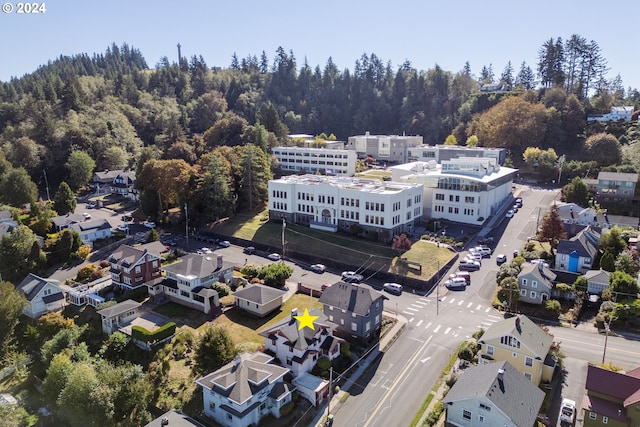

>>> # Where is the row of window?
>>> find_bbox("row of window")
[298,204,313,213]
[435,193,476,204]
[365,201,385,212]
[273,202,287,210]
[318,195,335,204]
[279,158,349,166]
[365,215,384,226]
[341,197,360,207]
[340,210,360,221]
[273,190,287,199]
[485,344,534,367]
[275,152,350,159]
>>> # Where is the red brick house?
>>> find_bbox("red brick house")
[109,244,163,290]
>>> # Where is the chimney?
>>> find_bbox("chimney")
[538,262,543,272]
[291,308,298,319]
[161,417,169,426]
[515,316,522,334]
[497,368,505,392]
[217,254,223,269]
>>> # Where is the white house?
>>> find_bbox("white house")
[587,106,635,122]
[394,157,517,225]
[346,132,423,164]
[149,253,235,314]
[196,352,293,427]
[272,146,356,176]
[69,218,112,248]
[92,169,138,200]
[259,308,343,377]
[96,299,142,334]
[15,274,66,319]
[584,270,611,295]
[268,174,423,239]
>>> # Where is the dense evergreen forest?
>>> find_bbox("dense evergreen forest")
[0,38,639,218]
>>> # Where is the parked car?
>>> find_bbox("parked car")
[201,247,213,254]
[310,264,326,273]
[143,221,156,228]
[82,212,92,219]
[505,209,514,218]
[496,254,507,265]
[383,282,403,295]
[465,253,483,263]
[530,259,551,268]
[341,271,364,283]
[478,236,494,245]
[117,224,129,232]
[121,214,133,222]
[458,261,481,271]
[243,246,255,255]
[449,271,471,285]
[445,277,467,289]
[86,202,96,209]
[512,205,519,213]
[267,253,282,261]
[474,246,492,257]
[218,240,231,248]
[559,398,576,424]
[515,197,523,207]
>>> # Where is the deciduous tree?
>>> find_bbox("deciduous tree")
[0,167,38,207]
[0,281,27,360]
[195,326,237,374]
[64,151,96,191]
[562,177,590,206]
[585,133,621,167]
[537,204,566,255]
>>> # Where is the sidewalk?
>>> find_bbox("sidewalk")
[311,310,408,427]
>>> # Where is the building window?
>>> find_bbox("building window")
[524,372,532,381]
[209,402,215,410]
[589,412,596,420]
[462,410,471,420]
[486,345,494,356]
[479,403,491,411]
[340,319,344,325]
[351,322,357,332]
[365,321,371,331]
[478,415,484,422]
[525,356,533,367]
[521,289,527,296]
[602,416,608,424]
[135,266,141,273]
[531,281,537,288]
[531,291,537,299]
[522,279,527,286]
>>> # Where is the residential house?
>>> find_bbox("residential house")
[143,409,207,427]
[346,132,423,164]
[318,281,387,345]
[15,273,65,319]
[555,202,639,235]
[555,227,600,274]
[92,169,138,200]
[268,174,423,239]
[0,221,18,240]
[195,351,293,427]
[517,263,556,305]
[51,213,86,231]
[596,171,638,204]
[0,210,13,223]
[444,360,544,427]
[477,315,556,386]
[259,308,343,377]
[587,106,636,122]
[96,299,141,334]
[584,270,611,295]
[149,253,235,314]
[271,146,357,176]
[69,218,112,248]
[394,157,517,225]
[582,364,640,426]
[232,284,287,318]
[109,244,163,290]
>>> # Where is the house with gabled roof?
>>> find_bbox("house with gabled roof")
[149,253,235,314]
[318,281,387,345]
[96,299,142,335]
[51,213,86,231]
[259,308,343,377]
[232,284,287,318]
[477,315,556,386]
[584,270,611,295]
[555,226,600,274]
[143,409,206,427]
[444,360,544,427]
[518,263,557,305]
[196,351,293,427]
[15,273,66,318]
[582,364,640,426]
[69,218,112,248]
[109,244,163,290]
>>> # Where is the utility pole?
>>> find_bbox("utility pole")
[43,169,51,201]
[327,366,333,415]
[184,203,189,250]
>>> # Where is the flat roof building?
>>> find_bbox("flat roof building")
[347,132,423,164]
[272,146,356,176]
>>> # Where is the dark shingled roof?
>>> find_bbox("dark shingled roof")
[318,281,387,316]
[557,227,599,258]
[444,361,544,427]
[15,273,61,302]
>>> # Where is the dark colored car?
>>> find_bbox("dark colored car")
[243,246,255,255]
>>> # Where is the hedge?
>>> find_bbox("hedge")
[131,322,177,343]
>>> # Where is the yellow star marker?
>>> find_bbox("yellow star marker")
[294,308,319,331]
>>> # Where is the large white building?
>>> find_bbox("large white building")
[391,157,517,225]
[587,106,636,122]
[268,174,423,240]
[347,132,423,164]
[272,146,356,176]
[406,144,507,165]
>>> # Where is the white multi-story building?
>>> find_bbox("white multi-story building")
[347,132,423,164]
[272,146,356,176]
[406,144,507,165]
[587,106,636,122]
[392,157,517,225]
[268,174,423,240]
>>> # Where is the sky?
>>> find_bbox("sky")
[1,0,639,91]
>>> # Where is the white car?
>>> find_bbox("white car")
[559,398,576,424]
[218,240,231,248]
[86,202,96,209]
[383,282,403,295]
[201,247,213,254]
[445,277,467,289]
[341,271,364,283]
[505,209,514,218]
[82,212,92,219]
[117,224,129,232]
[496,254,507,265]
[310,264,326,273]
[267,253,282,261]
[143,221,156,228]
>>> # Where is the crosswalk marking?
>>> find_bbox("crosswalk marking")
[425,322,433,329]
[444,327,451,334]
[402,311,414,316]
[413,301,428,306]
[448,298,455,304]
[411,303,424,309]
[477,304,483,310]
[416,319,423,327]
[433,324,441,333]
[485,307,491,313]
[458,300,464,306]
[405,306,419,312]
[409,318,414,323]
[419,298,430,303]
[467,302,474,308]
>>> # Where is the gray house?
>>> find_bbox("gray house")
[318,282,387,345]
[517,263,556,305]
[232,284,287,317]
[584,269,611,295]
[444,360,544,427]
[555,227,600,274]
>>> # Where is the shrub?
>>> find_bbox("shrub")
[280,401,295,417]
[472,329,485,341]
[96,300,117,311]
[212,282,231,297]
[75,245,92,260]
[132,322,177,343]
[316,357,331,371]
[545,299,562,313]
[458,341,479,361]
[76,264,98,283]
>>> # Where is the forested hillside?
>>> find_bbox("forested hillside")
[0,39,639,215]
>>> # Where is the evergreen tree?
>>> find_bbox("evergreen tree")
[54,182,76,215]
[195,326,237,374]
